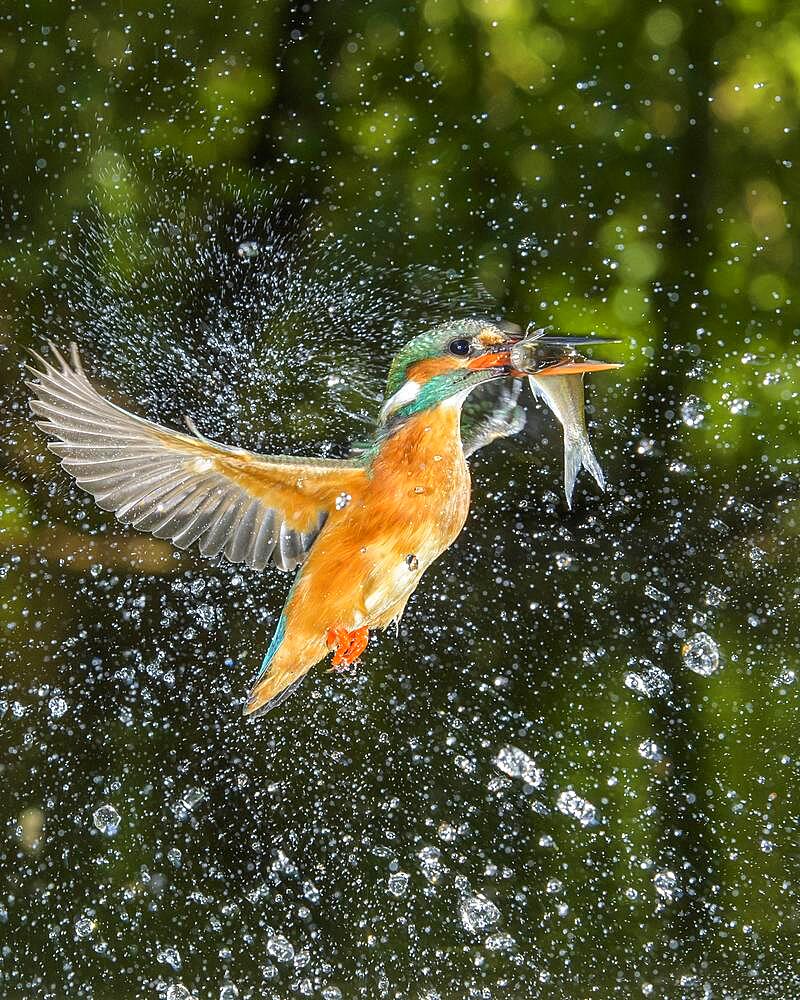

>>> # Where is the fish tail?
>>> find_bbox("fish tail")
[563,434,606,509]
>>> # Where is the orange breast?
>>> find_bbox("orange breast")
[285,404,471,639]
[367,403,471,549]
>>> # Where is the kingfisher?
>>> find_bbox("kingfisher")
[26,319,610,717]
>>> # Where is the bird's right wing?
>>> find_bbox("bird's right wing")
[460,377,527,458]
[27,343,367,572]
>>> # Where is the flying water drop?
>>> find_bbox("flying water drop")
[459,894,501,934]
[682,632,721,676]
[92,804,121,836]
[556,789,599,827]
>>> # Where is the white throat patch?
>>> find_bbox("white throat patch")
[441,386,473,410]
[379,380,420,422]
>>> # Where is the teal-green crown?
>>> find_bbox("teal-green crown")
[385,318,489,396]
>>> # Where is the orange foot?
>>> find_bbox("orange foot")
[326,626,369,670]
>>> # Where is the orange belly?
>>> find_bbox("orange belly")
[284,402,470,651]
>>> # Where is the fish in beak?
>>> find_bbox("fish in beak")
[510,329,622,508]
[466,325,524,373]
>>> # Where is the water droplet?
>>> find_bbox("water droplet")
[236,241,259,260]
[267,933,295,963]
[219,985,239,1000]
[638,739,664,762]
[166,986,194,1000]
[682,632,721,676]
[668,459,691,475]
[624,660,672,698]
[774,667,796,688]
[180,787,205,810]
[387,871,410,897]
[493,745,544,788]
[92,803,121,836]
[644,584,668,603]
[335,491,351,510]
[418,845,446,884]
[680,395,707,427]
[459,893,500,934]
[653,869,682,901]
[437,821,457,842]
[303,880,321,904]
[485,932,516,951]
[625,672,649,695]
[405,553,419,571]
[74,916,94,939]
[158,946,183,971]
[729,397,750,415]
[636,438,655,456]
[48,696,68,718]
[556,789,598,827]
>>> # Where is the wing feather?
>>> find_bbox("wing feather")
[27,343,366,572]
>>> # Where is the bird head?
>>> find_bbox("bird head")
[379,318,521,426]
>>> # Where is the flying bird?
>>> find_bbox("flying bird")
[26,319,612,717]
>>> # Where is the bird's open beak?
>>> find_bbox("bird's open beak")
[536,358,623,377]
[516,330,623,377]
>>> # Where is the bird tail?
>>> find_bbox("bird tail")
[243,615,309,718]
[245,669,308,718]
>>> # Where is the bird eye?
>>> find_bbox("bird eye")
[448,338,471,357]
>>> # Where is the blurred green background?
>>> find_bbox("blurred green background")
[2,1,800,998]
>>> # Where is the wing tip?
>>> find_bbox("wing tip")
[26,341,85,385]
[45,339,70,371]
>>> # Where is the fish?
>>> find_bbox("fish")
[510,329,622,508]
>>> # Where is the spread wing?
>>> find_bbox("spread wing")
[27,343,367,572]
[460,377,527,458]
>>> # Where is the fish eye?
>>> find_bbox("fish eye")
[448,338,471,357]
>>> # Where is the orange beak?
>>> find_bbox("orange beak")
[535,359,623,376]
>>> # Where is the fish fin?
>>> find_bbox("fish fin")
[582,441,606,493]
[563,437,581,510]
[563,435,606,509]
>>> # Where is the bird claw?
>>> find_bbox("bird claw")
[326,626,369,671]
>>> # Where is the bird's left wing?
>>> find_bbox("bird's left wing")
[27,343,366,572]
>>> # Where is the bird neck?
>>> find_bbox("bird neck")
[375,379,470,440]
[367,394,467,476]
